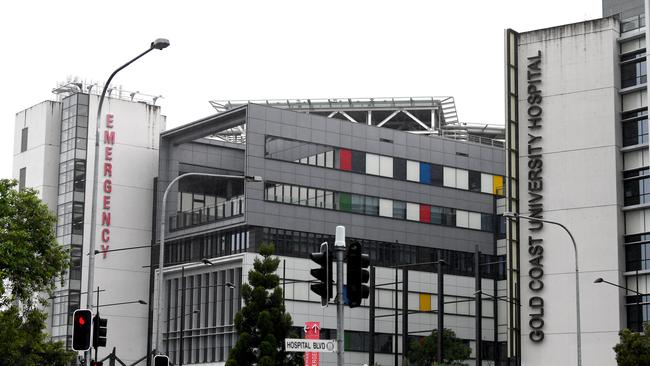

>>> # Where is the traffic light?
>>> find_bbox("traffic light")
[93,314,108,348]
[346,241,370,308]
[90,362,103,366]
[72,309,93,351]
[153,354,170,366]
[310,242,332,307]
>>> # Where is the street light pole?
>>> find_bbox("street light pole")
[85,38,169,366]
[503,212,582,366]
[155,173,261,354]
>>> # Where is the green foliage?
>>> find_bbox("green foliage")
[226,243,302,366]
[0,306,76,366]
[408,328,472,366]
[614,323,650,366]
[0,179,69,308]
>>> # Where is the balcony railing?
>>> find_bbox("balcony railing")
[170,196,245,232]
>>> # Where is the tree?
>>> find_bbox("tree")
[408,328,472,366]
[614,323,650,366]
[0,306,76,366]
[0,179,69,308]
[226,243,302,366]
[0,179,74,365]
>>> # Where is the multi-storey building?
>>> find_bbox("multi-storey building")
[152,98,508,365]
[12,81,165,363]
[504,2,650,365]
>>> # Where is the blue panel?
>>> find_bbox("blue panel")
[420,162,431,184]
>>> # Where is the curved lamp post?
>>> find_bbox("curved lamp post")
[87,38,170,310]
[154,173,261,354]
[503,212,581,366]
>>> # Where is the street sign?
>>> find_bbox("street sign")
[285,339,337,353]
[304,321,321,366]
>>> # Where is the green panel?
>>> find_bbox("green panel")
[340,192,351,212]
[344,331,350,351]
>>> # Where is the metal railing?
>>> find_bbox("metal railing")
[170,196,245,231]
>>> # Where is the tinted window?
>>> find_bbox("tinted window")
[351,151,366,173]
[393,158,406,180]
[469,170,481,192]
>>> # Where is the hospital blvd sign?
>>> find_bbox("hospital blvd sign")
[285,339,337,353]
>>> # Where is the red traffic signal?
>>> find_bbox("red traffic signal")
[72,309,93,351]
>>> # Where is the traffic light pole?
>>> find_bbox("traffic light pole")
[334,226,346,366]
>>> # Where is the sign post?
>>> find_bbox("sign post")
[304,322,321,366]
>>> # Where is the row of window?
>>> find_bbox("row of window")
[254,227,505,279]
[265,182,495,232]
[264,136,505,196]
[626,295,650,332]
[625,233,650,271]
[621,52,647,89]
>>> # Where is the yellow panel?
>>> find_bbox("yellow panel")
[493,175,504,196]
[419,293,431,312]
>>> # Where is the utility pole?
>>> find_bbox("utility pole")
[437,258,444,364]
[402,268,409,365]
[475,245,482,366]
[369,266,375,366]
[334,226,346,366]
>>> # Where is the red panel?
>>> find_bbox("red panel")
[420,204,431,223]
[340,149,352,171]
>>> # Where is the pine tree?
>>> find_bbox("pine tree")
[226,243,302,366]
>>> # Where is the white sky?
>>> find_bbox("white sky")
[0,0,602,179]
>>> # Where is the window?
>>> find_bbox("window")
[626,295,650,332]
[455,169,469,190]
[624,176,650,206]
[393,158,406,180]
[443,167,456,187]
[351,194,365,214]
[20,127,28,152]
[621,58,647,88]
[406,202,419,221]
[406,160,420,182]
[469,171,481,192]
[379,156,393,177]
[351,151,366,173]
[456,210,469,228]
[365,196,379,216]
[626,242,650,271]
[420,163,431,184]
[431,164,443,186]
[19,167,26,190]
[393,201,406,219]
[379,199,393,217]
[366,153,380,175]
[622,109,649,147]
[340,149,352,171]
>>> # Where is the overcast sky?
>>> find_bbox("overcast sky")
[0,0,602,179]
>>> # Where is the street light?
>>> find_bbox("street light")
[155,173,262,355]
[86,38,170,317]
[593,277,644,296]
[503,211,582,366]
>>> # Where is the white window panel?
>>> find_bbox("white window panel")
[325,192,334,209]
[316,189,325,208]
[469,212,481,230]
[456,169,469,190]
[325,150,334,168]
[366,153,380,175]
[380,156,393,177]
[379,199,393,217]
[456,210,469,228]
[622,89,648,111]
[300,157,308,164]
[317,153,325,167]
[406,202,420,221]
[626,210,644,234]
[624,149,649,170]
[481,173,493,193]
[407,160,420,182]
[308,155,317,165]
[443,167,456,188]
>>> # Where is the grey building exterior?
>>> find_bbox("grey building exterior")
[151,102,508,365]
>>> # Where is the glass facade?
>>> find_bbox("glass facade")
[622,108,648,147]
[621,49,647,88]
[626,295,650,332]
[52,93,89,346]
[264,136,505,196]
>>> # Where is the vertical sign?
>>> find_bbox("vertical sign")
[101,113,116,259]
[304,321,320,366]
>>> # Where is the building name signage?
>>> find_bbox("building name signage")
[526,50,545,342]
[100,113,116,258]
